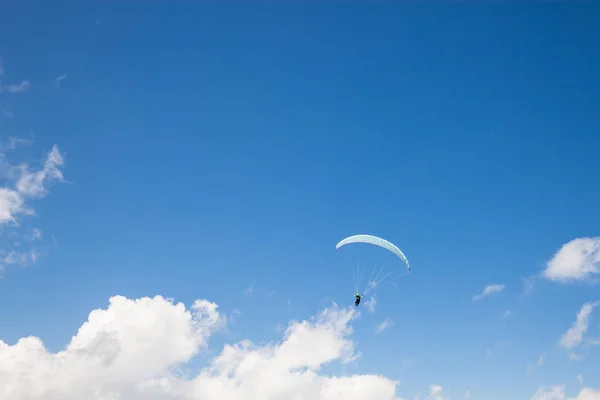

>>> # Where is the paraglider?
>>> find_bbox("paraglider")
[354,292,364,306]
[336,234,410,305]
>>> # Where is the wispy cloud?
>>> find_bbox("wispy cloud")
[503,310,513,320]
[531,385,565,400]
[0,141,66,274]
[561,302,599,348]
[4,80,31,94]
[364,296,377,313]
[577,374,583,385]
[532,385,600,400]
[542,237,600,283]
[1,250,38,267]
[526,355,545,375]
[537,354,545,367]
[523,275,536,295]
[16,145,65,198]
[244,285,253,295]
[472,284,505,301]
[559,301,599,350]
[569,352,583,361]
[0,105,12,119]
[5,136,33,151]
[375,318,393,333]
[0,145,65,225]
[424,384,449,400]
[55,74,66,88]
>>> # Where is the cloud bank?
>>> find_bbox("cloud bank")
[0,295,404,400]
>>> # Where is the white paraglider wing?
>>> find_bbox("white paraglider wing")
[336,234,410,295]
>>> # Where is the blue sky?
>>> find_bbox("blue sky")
[1,4,599,400]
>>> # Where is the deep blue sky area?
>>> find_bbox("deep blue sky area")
[0,3,599,399]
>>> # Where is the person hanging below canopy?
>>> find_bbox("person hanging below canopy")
[354,292,364,306]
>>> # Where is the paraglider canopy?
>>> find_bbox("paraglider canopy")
[336,234,411,296]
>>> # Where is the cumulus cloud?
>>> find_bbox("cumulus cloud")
[375,318,393,333]
[559,301,600,350]
[472,284,505,301]
[542,238,600,283]
[0,295,405,400]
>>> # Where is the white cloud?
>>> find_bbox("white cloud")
[0,142,66,274]
[503,310,513,320]
[375,318,393,333]
[569,352,583,361]
[0,144,65,225]
[538,354,545,366]
[542,238,600,283]
[364,296,376,313]
[4,80,31,94]
[0,187,30,225]
[531,386,600,400]
[524,275,536,295]
[532,385,566,400]
[424,384,449,400]
[0,295,405,400]
[55,74,67,87]
[526,354,544,375]
[472,284,505,301]
[1,249,38,266]
[559,301,599,350]
[4,136,33,150]
[32,228,42,240]
[16,145,65,197]
[571,388,600,400]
